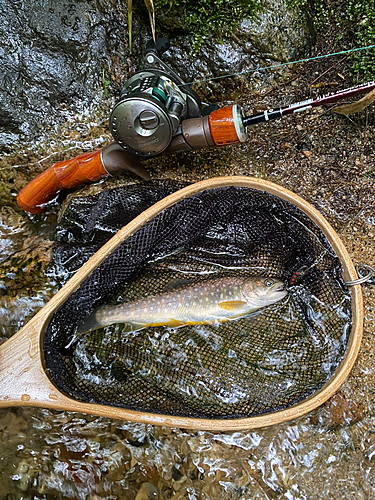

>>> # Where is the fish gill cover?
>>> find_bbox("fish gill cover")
[44,180,351,419]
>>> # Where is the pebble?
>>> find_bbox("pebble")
[135,482,159,500]
[310,393,364,428]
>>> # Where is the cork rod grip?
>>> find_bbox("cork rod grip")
[17,149,108,214]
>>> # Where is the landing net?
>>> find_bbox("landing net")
[44,180,351,419]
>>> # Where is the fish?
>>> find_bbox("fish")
[76,276,287,336]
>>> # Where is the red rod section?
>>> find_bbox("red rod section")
[243,80,375,127]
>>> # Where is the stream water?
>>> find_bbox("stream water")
[0,59,374,499]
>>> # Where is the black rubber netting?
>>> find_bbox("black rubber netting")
[44,179,352,419]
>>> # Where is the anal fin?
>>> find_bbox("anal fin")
[167,318,185,328]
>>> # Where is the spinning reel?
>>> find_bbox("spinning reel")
[109,37,202,157]
[106,36,246,160]
[17,38,375,214]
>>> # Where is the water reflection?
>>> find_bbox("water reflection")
[1,405,374,499]
[0,208,57,342]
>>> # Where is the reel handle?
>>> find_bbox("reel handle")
[145,36,170,58]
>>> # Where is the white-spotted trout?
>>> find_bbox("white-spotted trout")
[77,276,287,335]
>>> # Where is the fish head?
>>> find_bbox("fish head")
[241,277,288,307]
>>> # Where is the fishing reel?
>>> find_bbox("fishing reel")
[107,36,247,158]
[109,37,202,157]
[16,36,375,214]
[16,37,248,213]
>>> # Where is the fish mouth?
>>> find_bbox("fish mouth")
[270,281,285,293]
[271,281,288,300]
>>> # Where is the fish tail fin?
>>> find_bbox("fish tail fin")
[75,313,144,338]
[66,311,146,349]
[76,312,104,336]
[64,312,105,349]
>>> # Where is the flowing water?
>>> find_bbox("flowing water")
[0,62,374,499]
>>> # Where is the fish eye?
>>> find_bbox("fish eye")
[264,279,274,287]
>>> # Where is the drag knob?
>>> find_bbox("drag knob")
[139,110,159,130]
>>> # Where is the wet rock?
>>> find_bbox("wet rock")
[0,0,136,147]
[159,0,315,101]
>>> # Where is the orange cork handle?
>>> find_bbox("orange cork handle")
[208,105,247,147]
[17,149,108,214]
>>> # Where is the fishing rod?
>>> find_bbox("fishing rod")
[243,80,375,126]
[16,37,375,214]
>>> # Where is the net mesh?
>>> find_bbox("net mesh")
[44,180,351,419]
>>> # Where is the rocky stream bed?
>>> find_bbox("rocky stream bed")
[0,0,374,498]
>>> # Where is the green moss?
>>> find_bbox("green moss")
[286,0,328,27]
[155,0,262,51]
[344,0,375,79]
[287,0,375,79]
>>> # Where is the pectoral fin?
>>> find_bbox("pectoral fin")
[218,300,247,311]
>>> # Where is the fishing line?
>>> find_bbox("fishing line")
[182,44,375,86]
[288,206,375,287]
